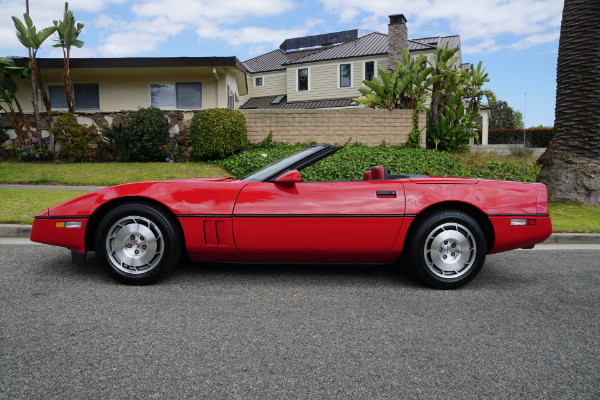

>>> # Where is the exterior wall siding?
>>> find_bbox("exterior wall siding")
[240,108,426,146]
[238,71,287,106]
[13,67,226,112]
[286,57,391,102]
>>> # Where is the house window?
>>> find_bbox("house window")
[255,77,263,86]
[227,85,235,109]
[150,82,202,108]
[48,85,68,109]
[365,61,375,81]
[298,68,308,91]
[74,83,99,109]
[340,64,351,87]
[48,83,100,110]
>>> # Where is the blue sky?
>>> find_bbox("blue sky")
[1,0,563,127]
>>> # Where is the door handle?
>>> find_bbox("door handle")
[376,190,396,198]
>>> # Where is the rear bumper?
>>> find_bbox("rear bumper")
[30,217,88,253]
[489,215,552,254]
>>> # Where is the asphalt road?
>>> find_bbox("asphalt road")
[1,245,598,399]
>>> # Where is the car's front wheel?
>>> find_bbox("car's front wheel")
[95,203,182,284]
[408,210,487,289]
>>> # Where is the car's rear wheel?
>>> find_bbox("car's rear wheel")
[408,210,486,289]
[95,203,182,284]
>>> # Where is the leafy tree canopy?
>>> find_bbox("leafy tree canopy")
[489,100,523,129]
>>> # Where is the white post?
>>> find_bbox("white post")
[481,110,489,145]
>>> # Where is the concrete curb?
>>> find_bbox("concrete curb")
[0,224,32,238]
[543,233,600,244]
[0,224,598,244]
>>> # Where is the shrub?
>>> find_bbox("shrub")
[483,128,554,147]
[190,108,247,159]
[13,137,54,161]
[124,107,169,161]
[219,141,467,180]
[468,161,541,182]
[302,143,467,181]
[51,113,99,162]
[100,122,131,161]
[218,138,540,182]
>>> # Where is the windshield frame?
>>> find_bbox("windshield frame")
[242,145,340,182]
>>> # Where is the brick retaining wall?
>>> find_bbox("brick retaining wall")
[240,109,426,146]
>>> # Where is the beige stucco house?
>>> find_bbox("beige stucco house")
[11,56,247,113]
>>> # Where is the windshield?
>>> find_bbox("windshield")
[242,146,326,182]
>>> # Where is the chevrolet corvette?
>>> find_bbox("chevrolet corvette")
[30,144,552,288]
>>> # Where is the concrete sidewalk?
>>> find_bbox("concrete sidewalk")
[1,223,598,244]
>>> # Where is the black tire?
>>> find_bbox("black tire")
[95,202,182,284]
[407,210,487,289]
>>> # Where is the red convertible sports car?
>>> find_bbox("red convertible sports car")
[31,145,552,288]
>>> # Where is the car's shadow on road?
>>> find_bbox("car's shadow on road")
[61,251,533,290]
[74,251,425,288]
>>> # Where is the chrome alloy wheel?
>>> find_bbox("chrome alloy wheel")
[105,216,164,274]
[423,222,476,279]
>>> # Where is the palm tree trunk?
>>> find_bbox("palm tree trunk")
[64,47,74,113]
[29,53,42,139]
[537,0,600,205]
[14,97,31,142]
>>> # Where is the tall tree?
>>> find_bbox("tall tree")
[12,14,57,139]
[489,100,516,129]
[537,0,600,205]
[53,2,84,113]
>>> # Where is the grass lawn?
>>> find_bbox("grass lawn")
[549,202,600,233]
[0,162,230,186]
[1,187,598,233]
[0,189,89,224]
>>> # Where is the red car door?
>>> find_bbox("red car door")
[232,180,406,262]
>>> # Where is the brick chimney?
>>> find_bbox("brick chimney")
[388,14,408,68]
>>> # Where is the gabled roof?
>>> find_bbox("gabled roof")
[243,33,461,73]
[284,32,388,65]
[410,36,461,51]
[240,95,358,109]
[243,48,323,73]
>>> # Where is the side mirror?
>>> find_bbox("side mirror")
[274,170,301,187]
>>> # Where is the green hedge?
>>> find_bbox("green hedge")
[190,109,247,159]
[124,107,169,161]
[483,128,554,147]
[218,141,541,182]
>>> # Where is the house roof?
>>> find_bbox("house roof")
[12,56,247,72]
[242,49,322,73]
[243,33,461,73]
[284,32,388,65]
[239,95,358,110]
[410,36,461,51]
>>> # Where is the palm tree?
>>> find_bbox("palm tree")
[12,14,57,139]
[537,0,600,205]
[53,2,84,113]
[0,57,31,145]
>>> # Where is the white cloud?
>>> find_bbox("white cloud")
[92,0,302,57]
[131,0,295,23]
[318,0,563,54]
[0,0,125,56]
